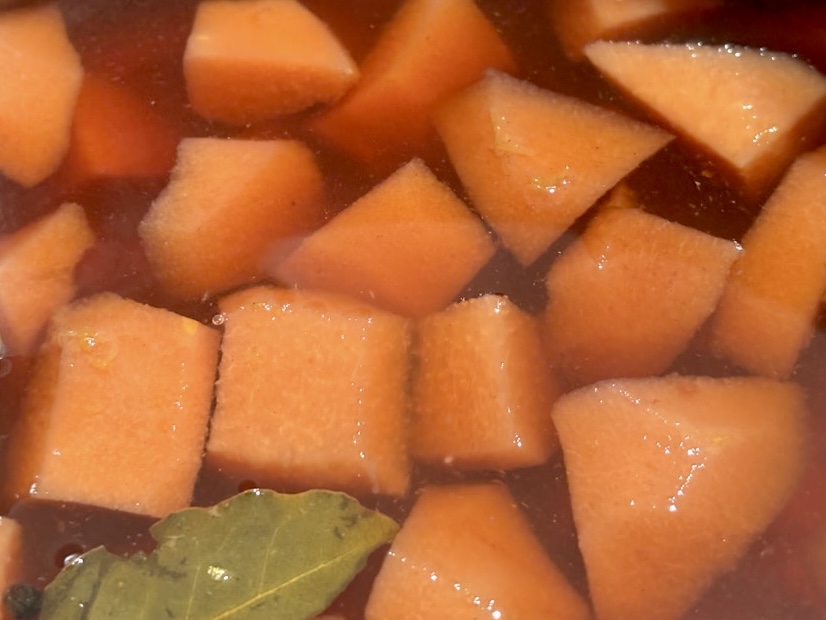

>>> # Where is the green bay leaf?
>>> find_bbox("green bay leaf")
[41,489,399,619]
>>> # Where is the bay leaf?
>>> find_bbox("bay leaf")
[40,489,399,619]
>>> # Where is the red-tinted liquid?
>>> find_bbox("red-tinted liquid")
[1,1,825,618]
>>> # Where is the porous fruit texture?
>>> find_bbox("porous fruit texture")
[139,137,325,300]
[552,375,809,620]
[585,40,826,196]
[1,293,220,518]
[411,294,560,471]
[709,146,826,379]
[275,158,495,319]
[184,0,359,124]
[309,0,516,168]
[434,70,673,265]
[208,285,411,496]
[0,3,83,186]
[543,205,739,387]
[0,203,94,356]
[365,483,592,620]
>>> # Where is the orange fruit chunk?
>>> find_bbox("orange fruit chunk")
[585,40,826,196]
[552,375,809,620]
[365,483,591,620]
[434,70,672,265]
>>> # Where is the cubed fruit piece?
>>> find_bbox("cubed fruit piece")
[0,203,94,356]
[411,294,560,470]
[139,138,325,301]
[274,158,495,318]
[184,0,359,125]
[585,41,826,196]
[708,147,826,379]
[365,483,591,620]
[0,3,83,187]
[0,518,23,620]
[207,285,411,496]
[543,207,739,387]
[1,293,220,518]
[552,375,809,620]
[308,0,516,168]
[549,0,720,60]
[434,70,672,265]
[60,74,180,186]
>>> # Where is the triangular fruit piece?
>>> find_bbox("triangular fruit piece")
[551,0,720,60]
[585,41,826,197]
[139,138,325,301]
[184,0,359,125]
[308,0,516,169]
[543,206,739,387]
[365,483,591,619]
[434,70,672,265]
[552,375,809,620]
[708,146,826,379]
[274,158,495,319]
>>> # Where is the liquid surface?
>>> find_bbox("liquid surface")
[1,0,826,618]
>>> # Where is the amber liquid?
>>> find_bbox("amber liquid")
[1,0,826,618]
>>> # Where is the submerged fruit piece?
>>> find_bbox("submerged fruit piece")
[184,0,359,124]
[60,74,180,186]
[708,146,826,379]
[1,293,220,518]
[550,0,720,59]
[411,294,560,470]
[543,206,739,386]
[0,517,23,618]
[0,203,94,356]
[207,286,411,496]
[139,137,325,301]
[552,375,809,620]
[365,483,591,620]
[0,3,83,186]
[309,0,516,168]
[275,158,495,318]
[434,70,672,265]
[585,41,826,196]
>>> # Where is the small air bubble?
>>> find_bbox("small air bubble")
[211,313,226,326]
[238,479,259,492]
[63,552,83,566]
[207,565,232,582]
[55,544,84,569]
